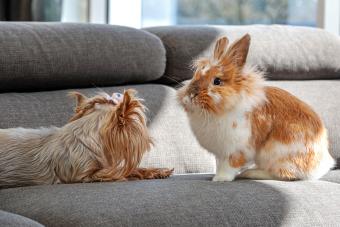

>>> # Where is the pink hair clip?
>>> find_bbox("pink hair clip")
[106,92,123,105]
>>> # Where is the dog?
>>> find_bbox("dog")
[0,89,172,188]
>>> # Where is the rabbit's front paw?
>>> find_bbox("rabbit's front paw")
[212,174,235,182]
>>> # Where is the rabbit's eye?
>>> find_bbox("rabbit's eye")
[213,78,222,86]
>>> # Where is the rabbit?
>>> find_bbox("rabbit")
[0,89,172,188]
[177,34,335,181]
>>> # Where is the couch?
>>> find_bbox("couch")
[0,22,339,227]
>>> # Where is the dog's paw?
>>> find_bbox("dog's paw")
[155,168,174,179]
[128,168,174,180]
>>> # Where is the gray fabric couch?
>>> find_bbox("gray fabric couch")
[0,23,340,227]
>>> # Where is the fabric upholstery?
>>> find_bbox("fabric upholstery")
[0,174,340,227]
[145,25,340,84]
[0,22,166,92]
[0,84,215,174]
[0,210,43,227]
[321,169,340,184]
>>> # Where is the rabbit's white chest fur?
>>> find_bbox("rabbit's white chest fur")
[188,106,253,160]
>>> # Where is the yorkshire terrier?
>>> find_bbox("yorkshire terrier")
[0,89,172,188]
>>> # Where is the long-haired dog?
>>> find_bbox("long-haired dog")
[0,89,172,188]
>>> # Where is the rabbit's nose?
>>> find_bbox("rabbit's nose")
[188,85,199,99]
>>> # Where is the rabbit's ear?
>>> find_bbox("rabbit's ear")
[225,34,251,68]
[68,91,88,107]
[213,36,229,62]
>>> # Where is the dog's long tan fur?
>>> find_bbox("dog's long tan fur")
[0,89,172,188]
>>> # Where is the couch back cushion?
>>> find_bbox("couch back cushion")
[145,25,340,84]
[0,85,215,174]
[0,82,339,171]
[0,22,166,92]
[1,82,339,171]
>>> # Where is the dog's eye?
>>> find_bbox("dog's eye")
[213,78,222,86]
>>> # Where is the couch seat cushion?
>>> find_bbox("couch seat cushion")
[1,174,340,227]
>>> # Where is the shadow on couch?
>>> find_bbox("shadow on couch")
[0,176,289,227]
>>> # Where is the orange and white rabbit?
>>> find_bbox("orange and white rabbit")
[178,34,335,181]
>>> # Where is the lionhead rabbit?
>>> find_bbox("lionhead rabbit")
[178,34,334,181]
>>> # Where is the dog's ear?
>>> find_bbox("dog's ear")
[114,89,141,126]
[118,90,134,117]
[68,91,88,107]
[121,89,137,112]
[124,89,137,99]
